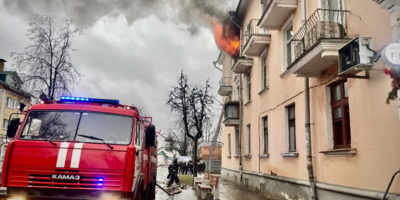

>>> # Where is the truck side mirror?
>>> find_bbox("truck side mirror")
[145,125,156,147]
[7,118,20,138]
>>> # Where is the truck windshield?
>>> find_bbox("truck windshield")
[19,111,133,145]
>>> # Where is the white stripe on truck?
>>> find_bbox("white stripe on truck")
[56,142,69,168]
[70,143,84,168]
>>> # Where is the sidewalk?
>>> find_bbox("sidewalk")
[156,168,278,200]
[218,178,279,200]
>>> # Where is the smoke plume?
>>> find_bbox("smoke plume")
[3,0,238,35]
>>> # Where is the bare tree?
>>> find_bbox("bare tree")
[11,15,83,100]
[166,71,214,178]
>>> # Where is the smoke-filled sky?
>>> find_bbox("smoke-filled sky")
[0,0,239,147]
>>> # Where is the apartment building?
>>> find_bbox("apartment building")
[217,0,400,199]
[0,59,32,138]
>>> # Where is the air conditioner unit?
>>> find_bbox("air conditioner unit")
[338,37,374,76]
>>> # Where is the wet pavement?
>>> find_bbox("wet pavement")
[156,167,278,200]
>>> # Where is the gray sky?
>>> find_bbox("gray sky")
[0,0,237,147]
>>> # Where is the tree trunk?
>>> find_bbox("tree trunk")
[183,132,187,156]
[207,108,224,173]
[193,139,198,178]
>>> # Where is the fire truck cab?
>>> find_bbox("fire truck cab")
[0,96,157,200]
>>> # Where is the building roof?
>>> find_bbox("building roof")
[0,80,34,98]
[217,52,226,65]
[0,71,22,83]
[233,0,252,24]
[0,59,6,62]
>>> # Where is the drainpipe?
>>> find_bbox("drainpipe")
[229,10,243,183]
[302,0,318,199]
[213,61,223,72]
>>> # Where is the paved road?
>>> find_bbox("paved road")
[156,166,278,200]
[156,166,198,200]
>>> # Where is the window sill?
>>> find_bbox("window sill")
[258,87,269,95]
[280,152,299,158]
[234,155,240,159]
[244,154,252,158]
[6,107,15,109]
[258,154,269,158]
[319,148,356,157]
[226,156,231,159]
[244,101,252,106]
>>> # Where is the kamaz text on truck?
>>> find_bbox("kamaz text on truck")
[0,96,157,200]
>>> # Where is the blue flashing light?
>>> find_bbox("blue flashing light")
[98,183,103,186]
[60,96,120,104]
[98,178,104,181]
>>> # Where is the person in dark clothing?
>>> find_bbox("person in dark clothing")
[187,161,193,175]
[167,158,180,187]
[183,162,188,174]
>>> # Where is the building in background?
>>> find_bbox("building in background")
[217,0,400,199]
[198,142,223,161]
[0,59,32,139]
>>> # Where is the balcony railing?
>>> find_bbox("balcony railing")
[245,19,268,42]
[219,77,232,87]
[243,19,271,56]
[218,77,232,96]
[291,9,349,60]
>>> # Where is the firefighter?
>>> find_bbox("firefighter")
[167,158,180,187]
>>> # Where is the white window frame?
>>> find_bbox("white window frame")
[6,97,16,109]
[3,119,9,130]
[235,129,240,156]
[246,72,251,103]
[246,124,251,154]
[285,104,296,152]
[261,116,268,155]
[260,49,268,91]
[228,134,231,157]
[281,16,294,72]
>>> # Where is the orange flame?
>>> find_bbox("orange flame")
[212,20,239,58]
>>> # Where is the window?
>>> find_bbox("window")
[235,129,239,156]
[331,80,350,149]
[286,26,293,66]
[19,111,133,145]
[261,56,268,90]
[135,120,141,146]
[246,124,251,154]
[246,72,251,102]
[228,134,231,157]
[287,105,296,152]
[262,117,268,154]
[282,18,294,71]
[6,97,16,109]
[3,119,9,130]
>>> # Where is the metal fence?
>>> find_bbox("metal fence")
[219,77,232,87]
[245,19,268,42]
[292,9,349,60]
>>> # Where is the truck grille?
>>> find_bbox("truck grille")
[9,167,124,191]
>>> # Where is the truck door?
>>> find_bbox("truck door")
[133,120,143,191]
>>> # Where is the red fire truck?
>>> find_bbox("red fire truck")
[0,96,157,200]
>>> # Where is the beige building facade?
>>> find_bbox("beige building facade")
[217,0,400,199]
[0,59,32,138]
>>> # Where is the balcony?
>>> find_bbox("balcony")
[243,19,271,57]
[258,0,297,30]
[232,46,253,74]
[288,9,352,77]
[223,101,240,127]
[218,77,232,96]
